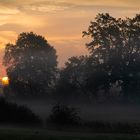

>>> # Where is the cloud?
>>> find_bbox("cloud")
[0,0,140,12]
[0,0,139,19]
[0,7,19,14]
[67,0,140,8]
[25,5,67,12]
[0,0,75,14]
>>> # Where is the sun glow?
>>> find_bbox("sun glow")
[2,77,9,86]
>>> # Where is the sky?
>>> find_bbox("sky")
[0,0,140,77]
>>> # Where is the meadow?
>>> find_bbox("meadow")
[0,126,140,140]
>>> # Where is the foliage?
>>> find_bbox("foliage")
[0,98,41,125]
[82,13,140,98]
[54,56,89,100]
[55,13,140,101]
[3,32,57,97]
[47,104,80,125]
[3,14,140,101]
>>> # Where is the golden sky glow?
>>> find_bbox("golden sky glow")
[0,0,140,77]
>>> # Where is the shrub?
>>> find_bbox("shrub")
[0,97,41,125]
[47,104,80,126]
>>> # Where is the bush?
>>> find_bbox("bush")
[47,104,80,126]
[0,98,41,125]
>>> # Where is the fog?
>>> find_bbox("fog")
[9,98,140,124]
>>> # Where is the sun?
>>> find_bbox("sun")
[2,77,9,86]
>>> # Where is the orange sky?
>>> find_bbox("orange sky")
[0,0,140,77]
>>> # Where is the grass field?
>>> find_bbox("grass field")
[0,127,140,140]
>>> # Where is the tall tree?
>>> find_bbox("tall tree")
[3,32,57,97]
[83,13,140,98]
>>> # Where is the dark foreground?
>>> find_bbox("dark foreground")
[0,126,140,140]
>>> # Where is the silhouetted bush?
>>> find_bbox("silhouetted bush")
[47,104,80,126]
[0,97,41,125]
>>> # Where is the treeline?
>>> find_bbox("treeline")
[3,13,140,102]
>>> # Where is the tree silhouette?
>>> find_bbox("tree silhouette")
[83,13,140,99]
[55,56,88,101]
[0,97,41,125]
[3,32,57,97]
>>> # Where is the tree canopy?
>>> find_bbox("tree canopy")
[55,13,140,102]
[3,14,140,102]
[83,13,140,98]
[3,32,57,97]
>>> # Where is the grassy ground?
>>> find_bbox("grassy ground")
[0,127,140,140]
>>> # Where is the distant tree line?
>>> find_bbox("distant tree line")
[3,13,140,102]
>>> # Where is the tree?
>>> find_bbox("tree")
[47,104,80,125]
[83,13,140,99]
[3,32,57,97]
[54,56,89,101]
